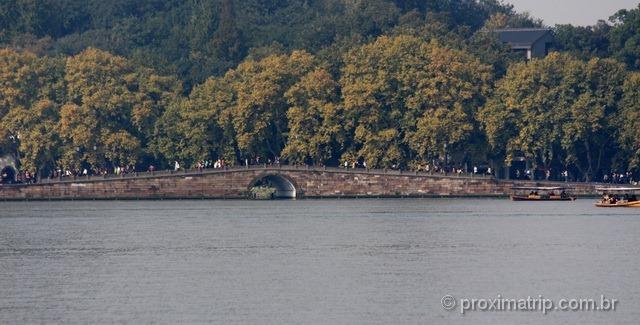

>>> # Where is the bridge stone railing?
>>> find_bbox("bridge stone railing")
[0,162,621,200]
[30,164,495,186]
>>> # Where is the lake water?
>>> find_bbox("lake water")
[0,199,639,324]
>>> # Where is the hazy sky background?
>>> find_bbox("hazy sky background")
[506,0,639,26]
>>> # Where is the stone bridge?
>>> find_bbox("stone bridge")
[0,165,602,200]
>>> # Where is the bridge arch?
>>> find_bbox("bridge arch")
[248,173,299,199]
[1,166,15,184]
[0,166,16,184]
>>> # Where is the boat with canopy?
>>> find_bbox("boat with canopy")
[510,186,576,201]
[595,187,640,208]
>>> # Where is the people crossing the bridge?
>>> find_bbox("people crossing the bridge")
[3,153,638,186]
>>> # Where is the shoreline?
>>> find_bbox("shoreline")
[0,190,604,202]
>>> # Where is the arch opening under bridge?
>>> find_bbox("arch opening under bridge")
[1,166,15,184]
[249,173,298,199]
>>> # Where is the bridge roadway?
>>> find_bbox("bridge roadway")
[0,165,605,200]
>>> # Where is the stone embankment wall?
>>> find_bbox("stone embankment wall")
[0,166,606,200]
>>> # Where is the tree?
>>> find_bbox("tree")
[0,49,65,175]
[224,50,315,160]
[153,76,235,166]
[0,49,37,120]
[408,45,492,166]
[60,48,135,169]
[480,53,625,181]
[0,49,38,155]
[131,69,182,164]
[341,35,492,168]
[212,0,244,61]
[282,69,342,165]
[610,5,640,70]
[102,130,141,168]
[619,73,640,170]
[561,58,625,180]
[1,99,61,176]
[553,22,611,59]
[60,47,175,170]
[391,0,516,30]
[340,35,416,168]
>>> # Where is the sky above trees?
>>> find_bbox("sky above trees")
[507,0,638,26]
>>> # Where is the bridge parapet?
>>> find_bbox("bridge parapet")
[0,164,605,200]
[35,164,494,185]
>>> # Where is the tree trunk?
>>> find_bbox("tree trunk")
[595,142,605,180]
[584,140,593,182]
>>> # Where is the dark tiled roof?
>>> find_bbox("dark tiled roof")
[494,28,553,46]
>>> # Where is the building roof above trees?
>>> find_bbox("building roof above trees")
[493,28,554,59]
[495,28,553,47]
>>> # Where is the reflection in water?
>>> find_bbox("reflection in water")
[0,199,638,324]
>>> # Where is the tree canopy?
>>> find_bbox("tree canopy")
[1,1,640,182]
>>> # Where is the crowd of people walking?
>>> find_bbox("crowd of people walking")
[603,172,637,185]
[0,157,637,186]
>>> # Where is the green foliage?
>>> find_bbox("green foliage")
[226,51,315,158]
[0,46,222,173]
[282,69,342,164]
[3,99,61,174]
[0,49,65,169]
[54,48,178,171]
[153,77,234,166]
[553,22,611,59]
[479,53,626,180]
[2,1,640,181]
[0,0,520,85]
[340,35,492,168]
[610,5,640,70]
[619,73,640,170]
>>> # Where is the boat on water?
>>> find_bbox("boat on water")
[510,187,577,201]
[595,187,640,208]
